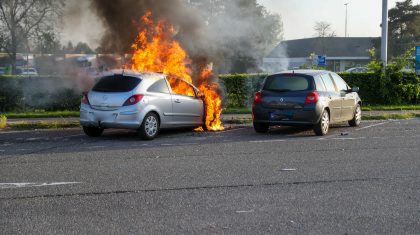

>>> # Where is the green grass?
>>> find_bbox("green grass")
[9,120,80,130]
[362,113,420,120]
[4,111,79,118]
[223,107,251,114]
[0,115,6,129]
[362,105,420,111]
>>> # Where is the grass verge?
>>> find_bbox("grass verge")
[8,121,80,130]
[363,113,420,120]
[0,115,6,129]
[5,111,79,118]
[362,105,420,111]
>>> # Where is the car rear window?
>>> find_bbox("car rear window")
[264,75,313,92]
[92,75,141,92]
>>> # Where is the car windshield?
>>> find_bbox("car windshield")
[264,74,312,92]
[92,75,141,92]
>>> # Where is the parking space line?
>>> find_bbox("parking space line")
[356,121,388,131]
[249,139,286,143]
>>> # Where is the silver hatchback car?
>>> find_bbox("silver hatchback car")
[80,70,205,140]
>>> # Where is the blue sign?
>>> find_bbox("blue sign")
[416,46,420,75]
[318,55,326,66]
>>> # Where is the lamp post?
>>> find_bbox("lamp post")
[381,0,388,66]
[344,3,349,37]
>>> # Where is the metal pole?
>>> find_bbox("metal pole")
[381,0,388,66]
[344,3,349,37]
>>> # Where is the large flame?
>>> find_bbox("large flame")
[129,12,224,131]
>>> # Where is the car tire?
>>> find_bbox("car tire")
[314,110,330,136]
[138,112,160,140]
[349,104,362,127]
[83,126,104,137]
[253,122,269,133]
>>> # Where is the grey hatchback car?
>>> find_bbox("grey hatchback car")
[252,70,362,136]
[80,70,205,140]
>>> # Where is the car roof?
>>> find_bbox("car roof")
[101,69,164,80]
[273,70,330,77]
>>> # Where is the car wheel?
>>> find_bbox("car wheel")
[253,122,269,133]
[314,110,330,136]
[83,126,104,137]
[349,104,362,127]
[138,112,160,140]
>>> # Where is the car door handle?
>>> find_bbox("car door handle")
[174,99,181,103]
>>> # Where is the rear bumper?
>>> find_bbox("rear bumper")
[252,105,322,126]
[80,104,143,129]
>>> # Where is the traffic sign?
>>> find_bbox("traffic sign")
[318,55,326,66]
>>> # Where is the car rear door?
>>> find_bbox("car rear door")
[167,78,204,126]
[320,73,342,122]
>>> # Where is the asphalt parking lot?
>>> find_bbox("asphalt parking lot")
[1,119,419,234]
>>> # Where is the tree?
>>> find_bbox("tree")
[314,21,336,37]
[73,42,94,54]
[0,0,64,73]
[388,0,420,57]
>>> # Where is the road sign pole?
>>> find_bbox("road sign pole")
[381,0,388,67]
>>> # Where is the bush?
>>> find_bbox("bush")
[220,72,420,107]
[0,76,82,112]
[0,114,6,129]
[219,74,266,107]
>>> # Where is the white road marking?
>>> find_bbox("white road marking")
[331,137,366,140]
[249,139,286,143]
[0,182,81,189]
[280,168,297,171]
[236,209,254,213]
[356,121,388,131]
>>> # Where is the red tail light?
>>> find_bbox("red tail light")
[81,92,90,105]
[304,91,319,104]
[123,94,144,106]
[253,91,263,105]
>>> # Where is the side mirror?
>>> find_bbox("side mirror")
[351,87,359,93]
[196,91,205,99]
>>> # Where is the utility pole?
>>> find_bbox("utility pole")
[381,0,388,66]
[344,3,349,37]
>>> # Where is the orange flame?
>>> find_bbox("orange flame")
[129,12,224,131]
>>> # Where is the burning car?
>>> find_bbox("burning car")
[80,70,205,140]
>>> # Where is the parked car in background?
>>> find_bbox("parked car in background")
[16,67,38,76]
[0,67,5,75]
[80,70,205,140]
[252,70,362,136]
[345,67,368,73]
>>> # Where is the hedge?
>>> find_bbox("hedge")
[0,76,82,112]
[219,72,420,107]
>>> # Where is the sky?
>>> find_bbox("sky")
[61,0,420,47]
[258,0,420,40]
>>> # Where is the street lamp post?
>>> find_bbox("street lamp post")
[381,0,388,66]
[344,3,349,37]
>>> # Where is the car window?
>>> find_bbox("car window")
[167,77,196,97]
[330,73,349,91]
[264,74,312,92]
[92,75,141,92]
[320,74,337,92]
[147,79,170,94]
[314,76,326,91]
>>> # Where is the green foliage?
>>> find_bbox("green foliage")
[219,74,267,107]
[0,114,6,129]
[0,76,81,112]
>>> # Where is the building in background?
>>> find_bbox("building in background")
[263,37,378,72]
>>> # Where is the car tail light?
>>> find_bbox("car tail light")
[304,91,319,104]
[123,94,144,106]
[81,92,90,105]
[253,91,263,105]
